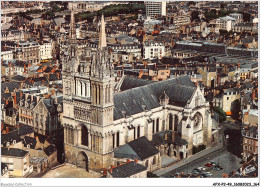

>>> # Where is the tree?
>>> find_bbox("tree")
[231,99,241,120]
[191,11,200,22]
[187,1,196,6]
[242,12,251,22]
[147,172,159,178]
[213,106,227,123]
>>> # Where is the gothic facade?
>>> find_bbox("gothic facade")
[62,11,215,172]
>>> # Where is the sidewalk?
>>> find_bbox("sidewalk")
[154,135,224,176]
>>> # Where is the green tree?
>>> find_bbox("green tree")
[242,12,251,22]
[231,99,241,120]
[147,172,159,178]
[214,106,227,123]
[191,11,200,22]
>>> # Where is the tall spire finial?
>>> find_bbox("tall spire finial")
[70,8,76,40]
[98,14,107,49]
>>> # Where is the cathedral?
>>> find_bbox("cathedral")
[62,11,217,172]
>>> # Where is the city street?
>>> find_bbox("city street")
[159,118,243,178]
[161,147,242,178]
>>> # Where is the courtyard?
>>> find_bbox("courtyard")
[42,163,101,178]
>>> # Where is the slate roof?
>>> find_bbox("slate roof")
[152,132,165,147]
[1,125,34,146]
[11,75,27,82]
[166,131,188,146]
[23,136,37,149]
[108,161,147,178]
[120,76,153,91]
[1,82,20,93]
[1,147,29,158]
[43,144,56,156]
[43,67,53,73]
[114,76,196,120]
[128,136,159,160]
[114,136,159,161]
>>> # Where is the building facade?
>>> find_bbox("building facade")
[62,12,215,172]
[145,1,166,18]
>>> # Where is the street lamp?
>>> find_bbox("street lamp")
[226,134,229,147]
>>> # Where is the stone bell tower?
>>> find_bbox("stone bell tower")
[90,14,114,127]
[62,13,115,172]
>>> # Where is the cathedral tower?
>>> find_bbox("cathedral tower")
[62,13,115,172]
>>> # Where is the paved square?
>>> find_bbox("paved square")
[42,164,101,178]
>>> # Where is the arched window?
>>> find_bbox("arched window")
[145,160,149,167]
[113,133,115,148]
[81,125,89,146]
[169,114,173,131]
[85,83,87,97]
[152,120,155,134]
[80,82,83,96]
[95,85,98,104]
[137,126,140,138]
[156,118,159,132]
[153,156,157,165]
[174,115,178,131]
[108,85,110,103]
[116,131,120,147]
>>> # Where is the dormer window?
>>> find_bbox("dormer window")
[13,140,16,144]
[27,144,30,149]
[6,142,10,147]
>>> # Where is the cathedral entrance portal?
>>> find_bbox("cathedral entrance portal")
[76,151,89,172]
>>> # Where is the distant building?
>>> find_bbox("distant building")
[221,88,241,115]
[40,40,53,61]
[145,1,166,18]
[1,147,33,177]
[1,163,9,178]
[143,41,165,60]
[68,1,127,13]
[105,161,148,178]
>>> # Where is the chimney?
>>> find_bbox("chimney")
[20,91,23,98]
[103,168,107,176]
[51,89,55,96]
[6,126,9,133]
[36,136,39,143]
[25,93,29,100]
[252,89,256,100]
[134,159,138,163]
[127,159,131,163]
[42,80,45,86]
[1,123,3,131]
[13,95,17,105]
[164,133,167,141]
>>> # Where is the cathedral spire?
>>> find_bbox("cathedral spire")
[98,14,107,49]
[69,8,76,41]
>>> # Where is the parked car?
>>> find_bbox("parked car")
[192,169,200,174]
[210,161,217,166]
[197,167,206,171]
[205,163,213,167]
[200,173,207,178]
[205,172,212,177]
[213,166,221,171]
